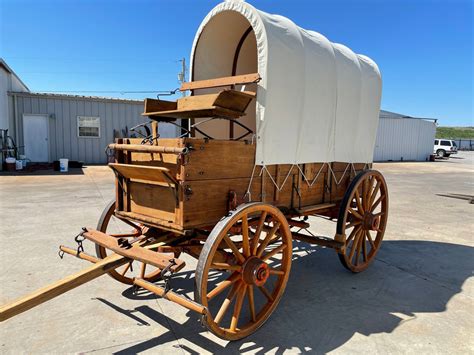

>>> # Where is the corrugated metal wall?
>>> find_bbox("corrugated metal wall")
[10,93,177,164]
[373,118,436,161]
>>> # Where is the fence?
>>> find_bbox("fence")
[450,138,474,151]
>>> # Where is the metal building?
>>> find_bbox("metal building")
[374,110,437,161]
[1,59,29,132]
[8,92,157,164]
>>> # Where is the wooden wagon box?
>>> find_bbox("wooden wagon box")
[110,138,367,234]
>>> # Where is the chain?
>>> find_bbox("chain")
[74,227,87,255]
[161,259,177,293]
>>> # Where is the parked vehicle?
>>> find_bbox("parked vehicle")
[434,139,458,158]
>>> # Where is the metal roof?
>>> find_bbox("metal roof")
[8,91,144,104]
[0,58,30,91]
[380,109,437,122]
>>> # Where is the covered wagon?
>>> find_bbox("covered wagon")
[1,0,387,341]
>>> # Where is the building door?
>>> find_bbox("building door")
[23,114,49,162]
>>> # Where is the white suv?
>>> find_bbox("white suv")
[434,139,458,158]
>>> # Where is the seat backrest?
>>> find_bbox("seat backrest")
[179,73,260,92]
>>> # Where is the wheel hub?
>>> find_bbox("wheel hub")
[242,256,269,286]
[363,212,380,231]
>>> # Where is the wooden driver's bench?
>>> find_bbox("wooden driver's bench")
[143,73,260,121]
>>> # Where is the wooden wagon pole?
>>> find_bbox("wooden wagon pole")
[0,239,173,322]
[0,253,128,322]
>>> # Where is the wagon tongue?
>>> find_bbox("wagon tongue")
[0,228,187,323]
[81,228,185,273]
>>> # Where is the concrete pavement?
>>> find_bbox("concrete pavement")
[0,152,472,354]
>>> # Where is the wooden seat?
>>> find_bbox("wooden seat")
[142,73,260,121]
[143,89,255,121]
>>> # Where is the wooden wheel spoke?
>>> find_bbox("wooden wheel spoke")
[368,179,381,208]
[120,262,132,276]
[210,262,242,271]
[115,216,143,232]
[110,232,141,238]
[366,177,373,202]
[348,229,362,261]
[366,230,375,249]
[362,233,367,262]
[207,273,240,301]
[354,232,363,266]
[241,214,250,257]
[247,285,256,322]
[261,244,287,261]
[362,179,368,211]
[214,281,243,325]
[230,285,247,332]
[354,189,364,214]
[348,208,364,221]
[346,219,361,229]
[251,211,267,255]
[346,225,361,244]
[258,285,274,302]
[371,195,386,212]
[140,263,147,278]
[268,267,285,275]
[256,222,281,258]
[373,211,385,218]
[223,235,246,264]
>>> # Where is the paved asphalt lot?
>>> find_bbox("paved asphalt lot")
[0,152,473,354]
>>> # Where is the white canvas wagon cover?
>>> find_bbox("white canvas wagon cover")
[190,0,382,165]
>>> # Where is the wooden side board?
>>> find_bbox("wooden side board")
[113,137,369,231]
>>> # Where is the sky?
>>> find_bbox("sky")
[0,0,472,126]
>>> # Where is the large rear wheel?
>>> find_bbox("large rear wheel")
[195,203,292,340]
[336,170,388,272]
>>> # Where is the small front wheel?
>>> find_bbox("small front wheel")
[95,199,163,284]
[437,149,446,158]
[195,203,292,340]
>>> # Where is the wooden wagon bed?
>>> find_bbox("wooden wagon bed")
[110,137,368,234]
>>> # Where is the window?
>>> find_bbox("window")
[452,141,457,147]
[434,140,439,145]
[77,116,100,138]
[440,140,451,146]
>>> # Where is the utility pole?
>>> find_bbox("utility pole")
[178,58,186,97]
[177,57,188,136]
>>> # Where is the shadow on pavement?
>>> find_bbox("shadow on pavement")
[96,240,473,354]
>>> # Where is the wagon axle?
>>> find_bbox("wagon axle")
[363,211,381,231]
[242,256,270,287]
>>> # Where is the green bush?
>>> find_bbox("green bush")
[436,127,474,139]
